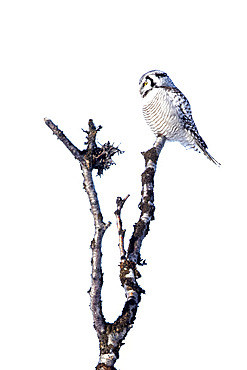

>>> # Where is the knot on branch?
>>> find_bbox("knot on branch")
[82,120,123,176]
[119,260,145,298]
[142,147,159,166]
[120,260,141,281]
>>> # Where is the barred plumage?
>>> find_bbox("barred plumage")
[139,70,221,166]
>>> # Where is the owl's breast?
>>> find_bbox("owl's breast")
[142,89,181,140]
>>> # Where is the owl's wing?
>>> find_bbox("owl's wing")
[171,88,208,150]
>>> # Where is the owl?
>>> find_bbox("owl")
[139,70,221,166]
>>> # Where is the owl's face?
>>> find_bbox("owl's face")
[139,70,176,98]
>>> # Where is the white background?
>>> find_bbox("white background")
[1,0,246,369]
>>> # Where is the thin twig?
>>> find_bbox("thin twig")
[114,195,130,259]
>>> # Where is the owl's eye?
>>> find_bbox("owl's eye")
[144,81,149,86]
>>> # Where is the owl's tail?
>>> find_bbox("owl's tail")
[195,140,221,167]
[203,149,221,166]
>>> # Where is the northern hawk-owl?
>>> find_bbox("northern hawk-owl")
[139,70,220,166]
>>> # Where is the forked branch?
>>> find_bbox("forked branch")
[44,118,166,369]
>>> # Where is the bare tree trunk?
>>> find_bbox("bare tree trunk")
[44,118,166,369]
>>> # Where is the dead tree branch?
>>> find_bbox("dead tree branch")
[127,137,166,264]
[44,118,166,369]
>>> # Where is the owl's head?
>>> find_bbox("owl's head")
[139,70,176,98]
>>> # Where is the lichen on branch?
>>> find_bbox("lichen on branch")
[82,120,123,176]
